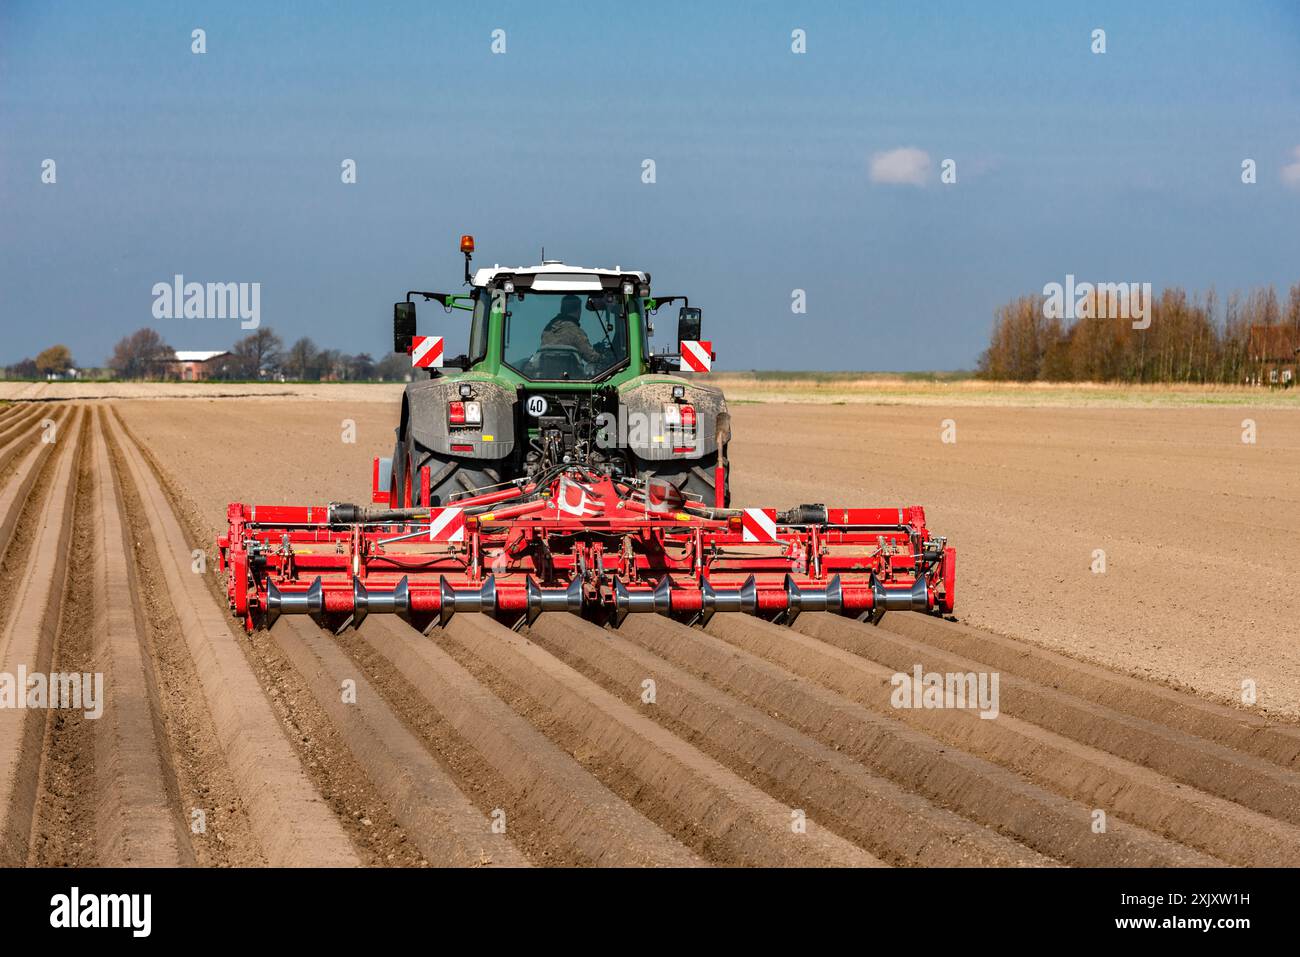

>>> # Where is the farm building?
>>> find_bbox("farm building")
[1246,327,1299,386]
[172,350,231,381]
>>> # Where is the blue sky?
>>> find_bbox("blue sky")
[2,0,1298,370]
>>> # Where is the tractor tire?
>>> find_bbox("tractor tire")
[634,448,730,508]
[396,430,504,507]
[389,437,408,507]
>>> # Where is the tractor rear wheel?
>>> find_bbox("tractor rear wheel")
[634,448,730,508]
[398,430,505,506]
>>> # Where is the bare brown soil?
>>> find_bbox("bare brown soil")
[0,391,1294,867]
[115,396,1300,717]
[28,413,95,865]
[723,403,1300,718]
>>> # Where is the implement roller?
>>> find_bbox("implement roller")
[219,468,955,633]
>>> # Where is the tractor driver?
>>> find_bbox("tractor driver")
[539,294,600,365]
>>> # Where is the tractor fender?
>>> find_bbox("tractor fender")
[617,378,728,461]
[401,378,516,459]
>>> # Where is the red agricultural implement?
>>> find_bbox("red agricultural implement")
[218,464,955,633]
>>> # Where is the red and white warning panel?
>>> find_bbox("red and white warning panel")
[411,335,444,368]
[427,506,464,542]
[557,475,606,517]
[679,340,712,373]
[741,507,778,542]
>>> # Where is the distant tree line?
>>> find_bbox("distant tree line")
[5,344,77,379]
[977,283,1300,384]
[4,327,412,382]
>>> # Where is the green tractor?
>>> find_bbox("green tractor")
[385,235,731,509]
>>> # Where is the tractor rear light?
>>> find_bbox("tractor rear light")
[450,401,481,426]
[450,443,474,453]
[663,404,696,429]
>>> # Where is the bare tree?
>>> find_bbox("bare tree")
[348,352,376,380]
[978,282,1297,384]
[315,348,342,381]
[286,337,319,380]
[230,327,284,379]
[5,357,38,379]
[375,353,411,382]
[108,328,173,380]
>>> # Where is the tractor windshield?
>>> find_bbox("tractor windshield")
[501,290,629,381]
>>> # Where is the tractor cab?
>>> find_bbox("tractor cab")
[393,237,703,384]
[468,263,647,383]
[386,235,727,512]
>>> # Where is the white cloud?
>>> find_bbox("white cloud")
[1281,146,1300,190]
[869,147,932,187]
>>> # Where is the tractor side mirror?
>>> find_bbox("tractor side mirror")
[677,307,702,345]
[393,301,416,354]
